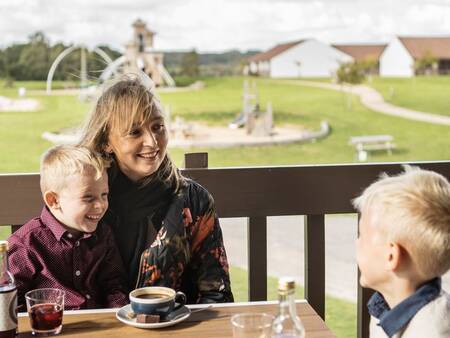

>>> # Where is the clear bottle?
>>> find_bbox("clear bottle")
[0,241,17,338]
[271,277,305,338]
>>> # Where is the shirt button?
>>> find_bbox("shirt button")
[86,294,91,300]
[75,270,81,276]
[75,241,80,247]
[67,233,73,238]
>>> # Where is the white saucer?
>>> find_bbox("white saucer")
[116,304,191,329]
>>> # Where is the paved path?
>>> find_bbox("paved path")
[286,80,450,126]
[221,215,450,302]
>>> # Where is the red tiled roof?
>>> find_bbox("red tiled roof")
[398,37,450,59]
[332,44,387,61]
[248,40,305,62]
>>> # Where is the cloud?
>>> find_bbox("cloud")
[1,0,450,52]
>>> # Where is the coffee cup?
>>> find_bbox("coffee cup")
[129,287,186,318]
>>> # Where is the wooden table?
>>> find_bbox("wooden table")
[18,300,336,337]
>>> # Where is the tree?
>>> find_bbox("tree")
[414,50,438,75]
[180,49,199,77]
[336,62,365,84]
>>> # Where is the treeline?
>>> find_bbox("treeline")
[0,32,121,81]
[0,31,259,81]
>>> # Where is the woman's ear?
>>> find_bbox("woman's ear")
[104,144,113,154]
[43,191,60,210]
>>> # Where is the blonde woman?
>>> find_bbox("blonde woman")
[79,76,233,304]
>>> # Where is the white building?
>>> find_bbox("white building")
[247,39,353,78]
[380,36,450,77]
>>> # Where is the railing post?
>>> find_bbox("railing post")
[357,214,374,338]
[184,152,208,169]
[357,276,374,338]
[304,214,325,319]
[248,216,268,301]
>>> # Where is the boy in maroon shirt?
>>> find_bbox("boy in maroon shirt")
[8,145,128,310]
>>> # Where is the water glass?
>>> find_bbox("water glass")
[25,288,65,336]
[231,312,274,338]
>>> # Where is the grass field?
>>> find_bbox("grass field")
[1,76,449,338]
[1,77,448,173]
[369,76,450,117]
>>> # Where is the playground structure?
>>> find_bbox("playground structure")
[46,45,114,94]
[99,19,175,87]
[229,80,273,137]
[46,19,175,95]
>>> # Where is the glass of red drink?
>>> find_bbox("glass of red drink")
[25,289,65,336]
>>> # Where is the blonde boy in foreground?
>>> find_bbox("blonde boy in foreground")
[8,145,128,309]
[353,166,450,338]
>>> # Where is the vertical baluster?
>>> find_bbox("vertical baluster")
[357,214,374,338]
[248,216,267,301]
[304,214,325,319]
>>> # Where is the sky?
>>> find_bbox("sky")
[2,0,450,53]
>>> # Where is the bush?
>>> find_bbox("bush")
[336,62,366,84]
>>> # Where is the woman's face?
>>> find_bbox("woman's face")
[106,110,168,182]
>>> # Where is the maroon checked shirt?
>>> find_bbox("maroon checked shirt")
[8,207,128,310]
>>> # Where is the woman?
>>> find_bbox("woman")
[79,76,233,303]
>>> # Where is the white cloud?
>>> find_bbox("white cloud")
[1,0,450,52]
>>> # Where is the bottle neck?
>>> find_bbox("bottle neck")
[278,289,297,316]
[0,251,9,285]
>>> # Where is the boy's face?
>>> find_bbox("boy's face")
[52,170,109,233]
[356,207,390,290]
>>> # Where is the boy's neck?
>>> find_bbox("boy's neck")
[381,277,424,309]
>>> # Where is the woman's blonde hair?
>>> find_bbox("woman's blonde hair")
[79,74,184,190]
[40,145,106,193]
[353,166,450,279]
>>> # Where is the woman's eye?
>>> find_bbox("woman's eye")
[128,128,141,136]
[152,124,165,132]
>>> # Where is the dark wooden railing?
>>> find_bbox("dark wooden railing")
[1,153,449,338]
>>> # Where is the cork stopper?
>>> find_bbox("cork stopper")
[0,240,8,252]
[278,277,296,292]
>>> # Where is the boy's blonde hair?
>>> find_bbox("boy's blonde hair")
[40,145,106,194]
[353,166,450,279]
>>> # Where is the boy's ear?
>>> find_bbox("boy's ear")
[43,191,60,210]
[387,242,402,271]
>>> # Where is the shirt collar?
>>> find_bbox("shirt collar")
[367,277,442,337]
[40,206,95,242]
[41,206,68,241]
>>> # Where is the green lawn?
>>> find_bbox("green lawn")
[369,76,450,117]
[1,77,449,173]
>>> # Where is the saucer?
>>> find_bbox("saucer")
[116,304,191,329]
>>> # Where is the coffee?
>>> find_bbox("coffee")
[136,293,170,300]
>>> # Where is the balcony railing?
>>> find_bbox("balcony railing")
[1,152,449,338]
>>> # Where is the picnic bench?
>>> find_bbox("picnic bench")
[2,153,450,338]
[349,135,395,161]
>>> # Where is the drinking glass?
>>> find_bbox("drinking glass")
[231,313,274,338]
[25,288,65,336]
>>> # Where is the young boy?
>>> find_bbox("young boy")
[353,166,450,338]
[8,145,128,310]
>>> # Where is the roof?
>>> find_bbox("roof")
[248,40,305,62]
[332,44,387,61]
[398,37,450,59]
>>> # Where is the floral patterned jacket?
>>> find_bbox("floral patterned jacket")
[135,180,234,304]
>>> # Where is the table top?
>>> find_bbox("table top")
[18,300,336,338]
